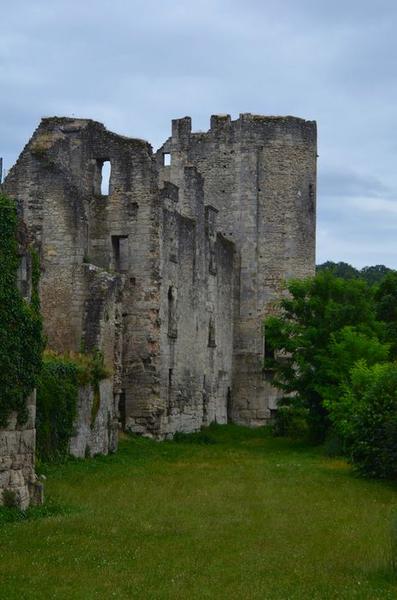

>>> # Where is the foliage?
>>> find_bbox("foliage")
[271,397,309,438]
[2,489,17,508]
[265,272,387,439]
[1,427,397,597]
[361,264,394,286]
[317,261,394,286]
[375,271,397,358]
[36,351,109,462]
[36,354,80,462]
[0,194,44,426]
[317,260,360,280]
[327,361,397,478]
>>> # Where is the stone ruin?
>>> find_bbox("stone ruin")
[1,112,316,505]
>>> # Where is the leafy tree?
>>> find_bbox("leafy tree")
[374,272,397,357]
[264,272,387,440]
[316,261,359,280]
[328,361,397,478]
[317,261,394,286]
[360,265,394,286]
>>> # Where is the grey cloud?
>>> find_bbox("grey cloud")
[1,0,397,267]
[319,168,390,198]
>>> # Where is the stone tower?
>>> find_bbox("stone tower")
[157,114,317,425]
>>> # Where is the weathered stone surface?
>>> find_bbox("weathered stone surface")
[69,379,118,458]
[157,113,317,425]
[0,395,43,510]
[4,112,316,439]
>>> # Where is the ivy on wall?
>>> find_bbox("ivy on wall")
[36,351,108,462]
[0,194,44,427]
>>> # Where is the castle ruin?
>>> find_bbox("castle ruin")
[3,113,316,445]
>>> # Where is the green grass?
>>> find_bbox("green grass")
[1,424,397,599]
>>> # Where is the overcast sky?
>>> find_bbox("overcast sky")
[1,0,396,268]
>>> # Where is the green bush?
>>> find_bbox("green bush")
[36,351,109,462]
[36,355,79,462]
[2,489,17,508]
[328,361,397,478]
[264,272,388,440]
[272,400,309,438]
[0,194,43,426]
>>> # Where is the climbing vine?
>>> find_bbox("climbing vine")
[0,194,44,427]
[36,350,108,462]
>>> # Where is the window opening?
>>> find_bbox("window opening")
[111,235,129,272]
[118,391,126,430]
[163,153,171,166]
[227,387,232,422]
[101,160,111,195]
[168,286,178,339]
[208,316,216,348]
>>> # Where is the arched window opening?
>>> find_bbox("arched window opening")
[168,286,177,339]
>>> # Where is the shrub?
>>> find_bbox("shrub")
[264,272,388,440]
[328,361,397,478]
[36,354,80,462]
[2,489,17,508]
[272,400,309,438]
[36,351,109,462]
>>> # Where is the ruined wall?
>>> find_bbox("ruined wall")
[69,379,117,458]
[125,166,235,438]
[157,113,317,425]
[0,394,43,509]
[156,169,235,437]
[3,118,158,453]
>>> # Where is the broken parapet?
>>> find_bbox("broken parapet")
[0,394,43,510]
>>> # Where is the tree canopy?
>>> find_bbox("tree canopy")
[265,272,388,439]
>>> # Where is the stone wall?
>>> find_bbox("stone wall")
[157,113,317,425]
[0,394,43,510]
[69,379,118,458]
[128,168,235,437]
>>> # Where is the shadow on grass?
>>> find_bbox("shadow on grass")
[0,501,77,527]
[171,422,316,454]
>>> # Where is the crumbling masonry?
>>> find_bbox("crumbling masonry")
[4,113,316,445]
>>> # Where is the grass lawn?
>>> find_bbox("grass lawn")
[1,425,397,599]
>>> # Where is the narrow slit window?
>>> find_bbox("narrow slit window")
[168,286,177,339]
[163,153,171,167]
[208,316,216,348]
[100,160,111,195]
[111,235,129,272]
[118,391,126,430]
